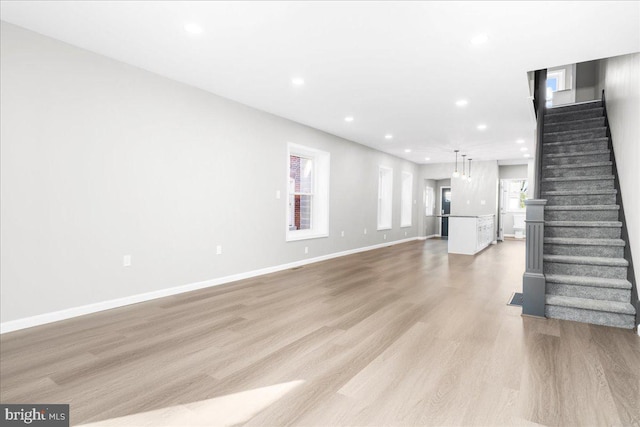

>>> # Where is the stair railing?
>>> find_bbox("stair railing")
[522,69,547,318]
[533,69,546,199]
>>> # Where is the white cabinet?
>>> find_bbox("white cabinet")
[448,215,495,255]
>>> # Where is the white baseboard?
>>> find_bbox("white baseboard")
[424,234,439,239]
[1,237,421,334]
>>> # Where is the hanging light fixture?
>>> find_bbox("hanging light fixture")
[461,154,467,179]
[452,150,460,178]
[467,158,472,182]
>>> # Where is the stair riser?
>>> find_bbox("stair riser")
[544,108,604,123]
[544,165,611,178]
[544,244,624,258]
[546,283,630,302]
[544,262,627,279]
[543,141,609,154]
[546,102,602,115]
[545,119,606,133]
[541,180,614,192]
[543,194,617,206]
[545,305,634,329]
[543,128,607,143]
[545,227,621,239]
[544,210,619,221]
[544,153,610,165]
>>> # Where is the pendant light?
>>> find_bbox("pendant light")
[467,158,472,182]
[461,154,467,179]
[452,150,460,178]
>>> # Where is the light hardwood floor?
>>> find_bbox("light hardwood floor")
[1,239,639,426]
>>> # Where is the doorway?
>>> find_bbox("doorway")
[439,186,451,238]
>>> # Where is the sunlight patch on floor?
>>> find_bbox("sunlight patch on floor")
[78,380,305,426]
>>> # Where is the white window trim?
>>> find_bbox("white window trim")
[377,166,393,231]
[286,143,330,242]
[401,171,413,227]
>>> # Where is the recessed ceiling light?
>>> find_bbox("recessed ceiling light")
[344,116,354,122]
[184,23,204,34]
[477,124,487,130]
[520,147,528,152]
[471,34,488,45]
[404,149,412,153]
[455,99,468,107]
[516,139,525,144]
[425,157,431,161]
[524,153,531,158]
[385,134,393,139]
[291,77,305,86]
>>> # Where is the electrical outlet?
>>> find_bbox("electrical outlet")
[123,255,131,267]
[383,234,387,240]
[304,246,309,254]
[341,231,345,237]
[405,231,407,236]
[364,228,367,234]
[216,245,222,255]
[276,190,281,199]
[481,200,486,205]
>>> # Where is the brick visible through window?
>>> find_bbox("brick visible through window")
[289,155,313,230]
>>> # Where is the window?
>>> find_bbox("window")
[287,143,330,241]
[377,166,393,230]
[401,171,413,227]
[547,69,566,92]
[506,179,528,213]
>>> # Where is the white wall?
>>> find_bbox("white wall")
[450,160,499,218]
[597,52,640,303]
[0,23,420,325]
[419,161,499,240]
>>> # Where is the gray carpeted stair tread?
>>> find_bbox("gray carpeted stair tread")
[543,108,603,122]
[545,274,631,289]
[543,137,609,147]
[546,101,602,114]
[543,127,606,137]
[541,175,613,182]
[544,237,625,246]
[544,117,605,129]
[544,106,603,117]
[544,150,609,158]
[545,295,635,315]
[545,221,621,228]
[542,189,617,196]
[543,161,612,169]
[544,254,629,267]
[544,205,619,211]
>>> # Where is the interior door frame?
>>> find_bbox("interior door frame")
[498,179,506,241]
[438,185,451,237]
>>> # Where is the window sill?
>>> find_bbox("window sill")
[286,231,329,242]
[377,226,392,231]
[400,224,412,228]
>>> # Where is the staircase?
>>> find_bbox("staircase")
[540,100,636,329]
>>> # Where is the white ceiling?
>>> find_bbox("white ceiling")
[1,1,639,164]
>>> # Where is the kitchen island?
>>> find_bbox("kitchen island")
[447,214,496,255]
